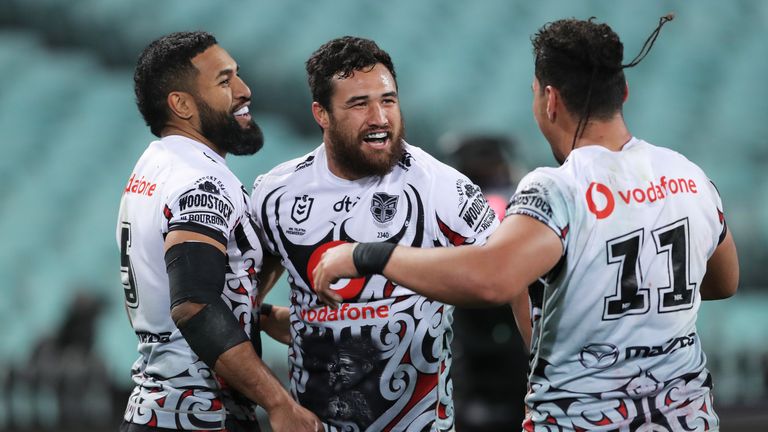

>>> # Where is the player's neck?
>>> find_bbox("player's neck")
[572,117,632,153]
[161,125,226,158]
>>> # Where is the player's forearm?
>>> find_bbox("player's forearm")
[382,245,517,306]
[509,290,532,351]
[214,341,294,411]
[379,216,561,306]
[261,305,291,345]
[256,253,286,304]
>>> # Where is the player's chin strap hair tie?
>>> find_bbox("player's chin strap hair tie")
[165,242,249,368]
[571,13,675,153]
[353,242,398,276]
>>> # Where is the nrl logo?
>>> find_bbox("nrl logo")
[371,192,399,224]
[291,195,314,224]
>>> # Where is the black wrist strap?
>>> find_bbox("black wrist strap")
[353,242,397,276]
[259,303,273,317]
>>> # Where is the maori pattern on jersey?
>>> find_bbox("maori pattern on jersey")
[524,359,718,431]
[124,269,260,429]
[260,184,455,431]
[125,187,261,430]
[124,359,258,430]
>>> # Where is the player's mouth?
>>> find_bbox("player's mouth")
[233,104,251,123]
[362,131,390,148]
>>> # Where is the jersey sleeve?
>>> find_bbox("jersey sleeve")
[431,168,500,247]
[506,169,571,251]
[249,173,279,256]
[163,175,239,247]
[706,179,728,245]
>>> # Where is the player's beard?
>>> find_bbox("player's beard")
[326,116,405,178]
[197,98,264,156]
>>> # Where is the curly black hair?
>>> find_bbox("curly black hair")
[306,36,397,111]
[532,18,626,120]
[134,31,217,137]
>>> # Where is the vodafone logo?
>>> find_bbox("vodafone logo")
[586,176,699,220]
[586,182,615,219]
[307,240,365,300]
[124,173,157,197]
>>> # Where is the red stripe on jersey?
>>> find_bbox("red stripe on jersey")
[383,372,438,431]
[593,414,612,426]
[437,217,468,246]
[210,398,223,411]
[384,280,396,297]
[523,417,534,432]
[618,399,628,418]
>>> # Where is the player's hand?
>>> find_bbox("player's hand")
[268,401,323,432]
[312,242,359,309]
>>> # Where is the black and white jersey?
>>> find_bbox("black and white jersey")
[116,135,264,430]
[507,138,726,431]
[251,142,498,432]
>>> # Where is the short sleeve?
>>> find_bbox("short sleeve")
[163,175,238,246]
[706,180,727,245]
[249,173,279,256]
[432,169,500,247]
[506,170,571,251]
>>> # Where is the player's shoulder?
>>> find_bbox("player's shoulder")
[130,139,246,238]
[156,137,242,199]
[636,138,711,178]
[398,142,464,181]
[252,146,321,192]
[521,165,573,194]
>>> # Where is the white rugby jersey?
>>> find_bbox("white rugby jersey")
[508,138,726,431]
[116,135,264,430]
[251,142,499,432]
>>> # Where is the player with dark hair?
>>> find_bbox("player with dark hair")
[118,31,320,432]
[314,17,739,431]
[251,36,514,431]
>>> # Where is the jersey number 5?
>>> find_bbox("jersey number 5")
[119,222,140,308]
[603,218,695,320]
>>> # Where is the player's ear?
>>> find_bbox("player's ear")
[623,80,629,103]
[545,85,557,122]
[167,91,195,121]
[312,101,330,129]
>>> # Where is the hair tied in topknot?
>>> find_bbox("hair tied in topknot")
[622,13,675,70]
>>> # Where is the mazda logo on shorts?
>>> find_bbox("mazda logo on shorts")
[579,343,619,369]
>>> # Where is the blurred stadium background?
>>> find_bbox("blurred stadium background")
[0,0,766,430]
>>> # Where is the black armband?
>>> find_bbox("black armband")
[259,303,273,317]
[165,242,227,307]
[177,301,249,368]
[352,242,397,276]
[165,241,248,368]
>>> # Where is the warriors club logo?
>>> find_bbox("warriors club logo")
[370,192,399,224]
[292,195,314,224]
